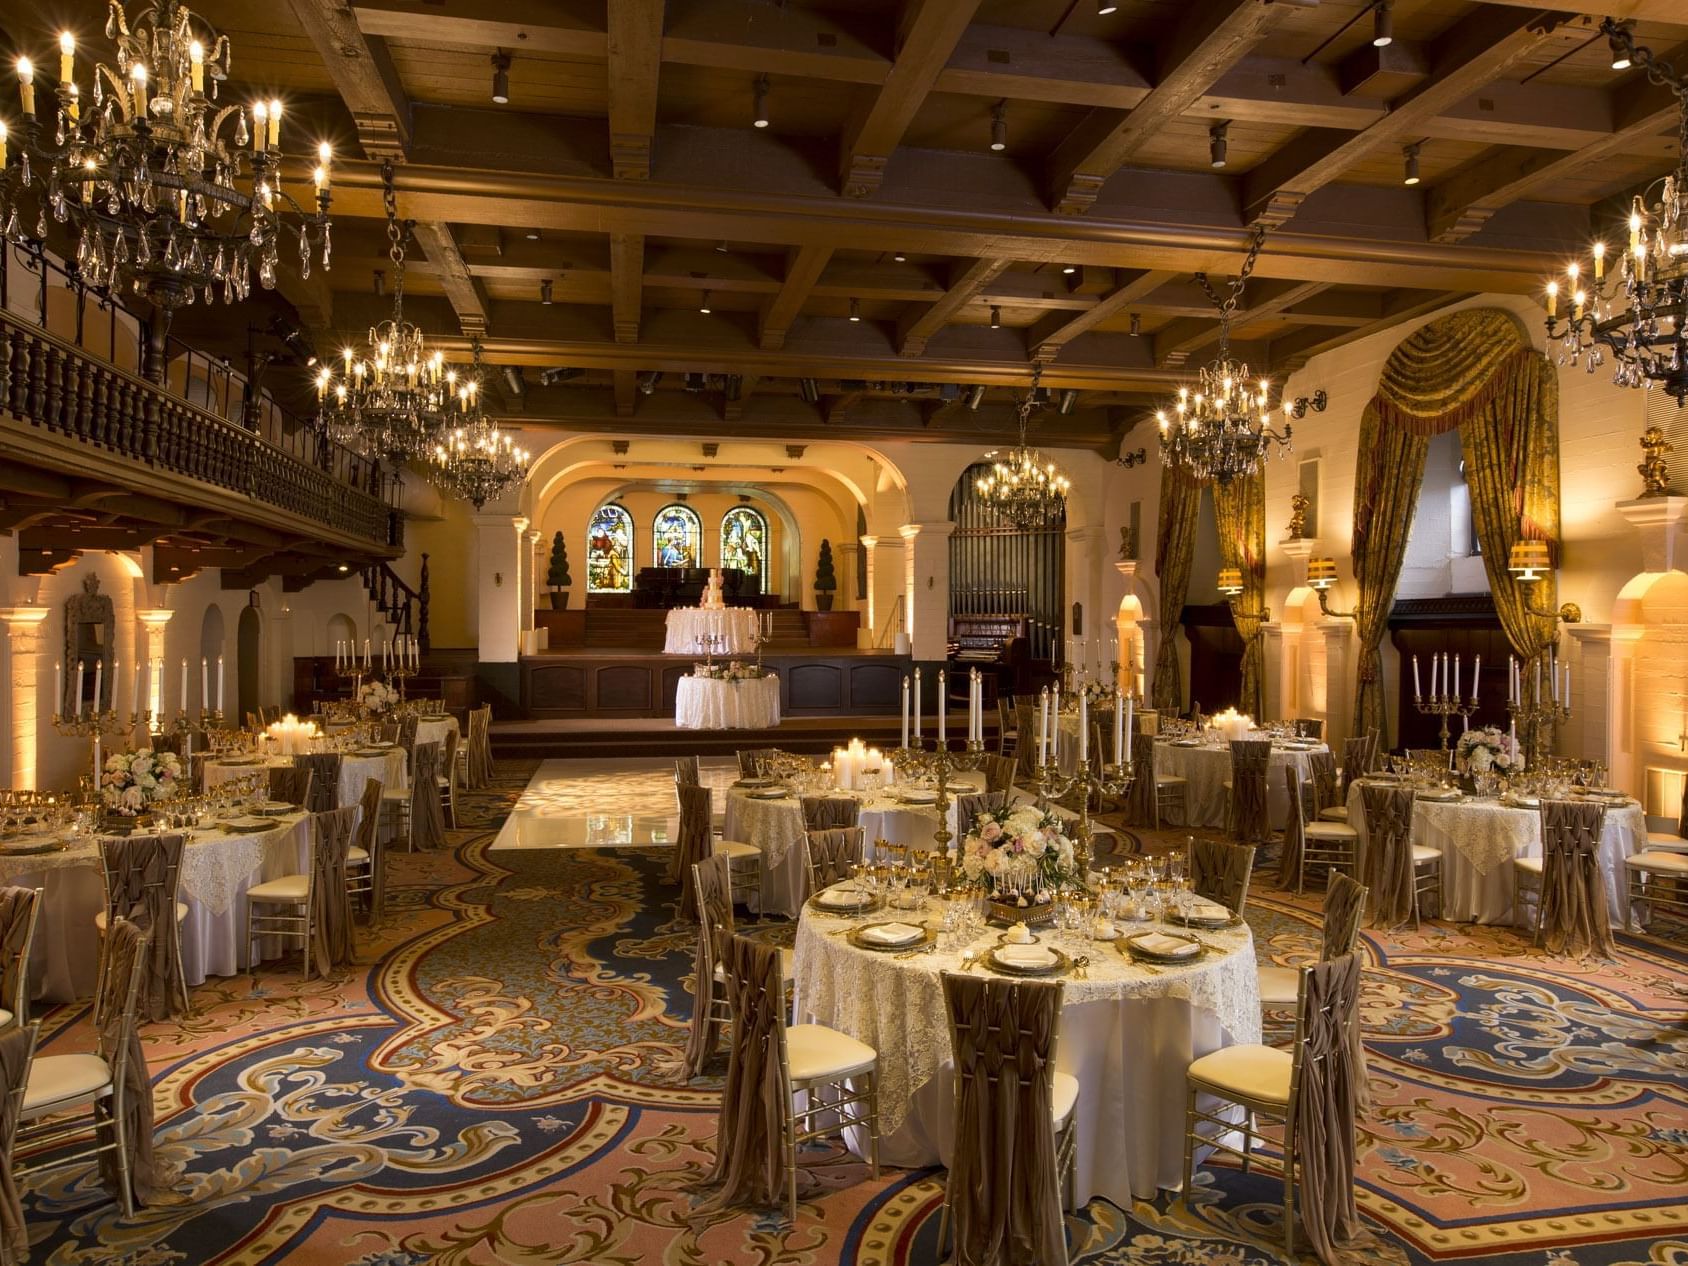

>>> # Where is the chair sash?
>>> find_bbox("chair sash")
[470,706,495,788]
[1190,836,1255,915]
[800,795,860,831]
[1340,736,1370,797]
[310,806,359,975]
[941,972,1066,1266]
[397,714,420,757]
[984,754,1017,796]
[675,785,714,920]
[267,765,312,808]
[95,917,159,1205]
[293,752,342,813]
[736,748,781,777]
[148,732,183,758]
[1322,872,1368,960]
[1227,741,1271,845]
[805,827,864,896]
[1538,800,1614,958]
[697,935,787,1212]
[1014,705,1039,781]
[1119,732,1158,829]
[1308,750,1339,813]
[0,1023,32,1266]
[98,833,186,1022]
[1277,766,1307,889]
[684,854,735,1079]
[409,742,448,851]
[1291,953,1365,1266]
[1359,785,1416,928]
[355,777,385,921]
[0,889,39,1028]
[674,755,701,788]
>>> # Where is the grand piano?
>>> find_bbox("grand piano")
[632,565,760,608]
[947,613,1031,702]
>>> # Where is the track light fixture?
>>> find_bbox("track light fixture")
[849,297,861,322]
[638,371,662,395]
[491,52,511,104]
[965,384,987,410]
[990,305,1001,329]
[1057,388,1079,415]
[699,290,712,315]
[753,75,770,128]
[1402,142,1421,186]
[1209,121,1230,169]
[990,101,1007,152]
[715,239,730,253]
[539,279,553,305]
[1372,0,1393,48]
[1129,313,1142,337]
[1097,0,1118,13]
[1062,264,1077,275]
[798,377,820,404]
[502,365,525,397]
[892,251,907,263]
[1608,25,1632,70]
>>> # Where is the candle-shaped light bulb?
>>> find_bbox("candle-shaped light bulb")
[58,32,74,85]
[267,97,283,146]
[129,62,147,115]
[0,121,8,169]
[1592,239,1605,280]
[1566,261,1578,283]
[189,40,204,92]
[312,164,326,192]
[251,99,267,150]
[65,80,78,122]
[1629,205,1643,250]
[1545,280,1557,318]
[16,58,34,115]
[1574,288,1586,320]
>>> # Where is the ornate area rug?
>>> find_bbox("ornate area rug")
[20,762,1686,1265]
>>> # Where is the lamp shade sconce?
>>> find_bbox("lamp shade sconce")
[1216,567,1244,596]
[1306,556,1338,590]
[1507,540,1551,582]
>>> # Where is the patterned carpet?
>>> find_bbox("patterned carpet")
[19,760,1687,1265]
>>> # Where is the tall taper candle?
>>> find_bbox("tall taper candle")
[937,671,946,745]
[54,660,62,717]
[901,676,910,750]
[912,667,922,740]
[217,656,225,712]
[1412,654,1421,698]
[93,659,102,715]
[201,658,209,711]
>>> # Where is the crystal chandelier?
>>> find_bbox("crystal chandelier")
[0,2,332,378]
[974,368,1072,529]
[424,343,531,508]
[1544,22,1688,401]
[1155,227,1323,484]
[315,162,463,467]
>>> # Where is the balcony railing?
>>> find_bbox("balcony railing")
[0,243,397,550]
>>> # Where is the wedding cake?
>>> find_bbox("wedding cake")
[701,568,726,610]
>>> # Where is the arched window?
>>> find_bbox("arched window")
[586,503,635,593]
[720,505,769,588]
[652,503,702,569]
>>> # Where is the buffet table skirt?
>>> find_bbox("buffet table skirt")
[1343,781,1646,924]
[675,675,781,730]
[663,607,759,654]
[1157,739,1327,830]
[0,814,313,1001]
[793,908,1261,1205]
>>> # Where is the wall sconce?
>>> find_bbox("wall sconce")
[1216,567,1272,622]
[1117,447,1148,468]
[494,572,504,587]
[1507,540,1582,624]
[1306,555,1356,619]
[1283,389,1328,420]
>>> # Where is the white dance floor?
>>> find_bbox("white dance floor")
[489,757,738,851]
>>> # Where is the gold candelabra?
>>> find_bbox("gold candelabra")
[896,737,987,860]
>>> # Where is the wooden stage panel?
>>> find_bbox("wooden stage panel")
[528,663,589,712]
[849,662,904,709]
[788,663,843,711]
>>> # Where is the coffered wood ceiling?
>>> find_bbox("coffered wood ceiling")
[5,0,1685,455]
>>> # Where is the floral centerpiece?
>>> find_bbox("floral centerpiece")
[1455,726,1521,776]
[101,749,183,816]
[692,660,768,681]
[961,803,1076,924]
[359,680,400,716]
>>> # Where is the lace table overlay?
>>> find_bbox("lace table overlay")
[1156,739,1326,829]
[663,607,759,654]
[675,675,781,730]
[792,909,1261,1139]
[205,751,406,806]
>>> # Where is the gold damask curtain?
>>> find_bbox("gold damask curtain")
[1351,308,1560,739]
[1154,463,1202,712]
[1213,469,1266,719]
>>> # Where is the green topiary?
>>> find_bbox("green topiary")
[814,539,837,592]
[547,530,571,590]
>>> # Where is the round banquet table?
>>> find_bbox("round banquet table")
[675,675,781,730]
[415,715,459,751]
[1343,780,1646,925]
[1156,737,1327,830]
[664,606,759,654]
[722,775,988,917]
[793,905,1261,1205]
[203,749,408,807]
[0,813,313,1002]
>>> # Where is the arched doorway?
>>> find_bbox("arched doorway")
[237,606,262,722]
[198,605,225,715]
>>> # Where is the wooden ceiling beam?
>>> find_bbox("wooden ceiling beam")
[760,246,834,352]
[1268,290,1474,369]
[1241,7,1569,228]
[608,0,666,180]
[1160,280,1334,364]
[613,369,638,418]
[610,232,645,345]
[351,0,606,59]
[1028,269,1175,362]
[407,221,491,336]
[289,0,412,161]
[1047,0,1282,215]
[897,257,1013,356]
[1427,58,1684,243]
[838,0,986,198]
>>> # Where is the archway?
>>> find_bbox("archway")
[327,612,357,656]
[198,604,225,715]
[237,605,262,722]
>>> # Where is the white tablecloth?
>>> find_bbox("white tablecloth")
[0,814,312,1001]
[1344,781,1646,924]
[664,607,759,654]
[1157,739,1326,830]
[675,675,781,730]
[204,750,407,806]
[416,716,459,752]
[793,908,1261,1204]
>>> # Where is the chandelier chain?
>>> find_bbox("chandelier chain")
[380,160,408,315]
[1192,225,1269,359]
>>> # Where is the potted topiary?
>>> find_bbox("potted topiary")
[546,530,572,610]
[814,538,837,612]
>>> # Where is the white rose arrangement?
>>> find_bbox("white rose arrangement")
[359,680,400,715]
[101,748,183,814]
[960,804,1076,898]
[1455,726,1521,775]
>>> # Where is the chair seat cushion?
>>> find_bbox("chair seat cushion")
[1645,831,1688,853]
[786,1023,877,1082]
[1514,856,1544,875]
[0,1007,12,1030]
[1221,780,1233,792]
[1625,850,1688,874]
[1257,964,1300,1006]
[95,902,187,930]
[1051,1070,1079,1128]
[1318,806,1350,823]
[1156,774,1188,788]
[1305,822,1358,841]
[348,845,370,864]
[714,839,761,861]
[1411,845,1442,864]
[247,874,310,903]
[1188,1043,1293,1106]
[23,1053,113,1115]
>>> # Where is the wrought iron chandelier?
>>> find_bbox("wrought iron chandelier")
[424,343,530,509]
[974,367,1072,529]
[315,162,463,467]
[1544,22,1688,401]
[1155,227,1323,484]
[0,1,332,377]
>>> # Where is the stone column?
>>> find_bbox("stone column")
[1606,495,1688,794]
[523,529,542,632]
[838,542,860,613]
[900,521,955,663]
[1065,525,1103,655]
[475,514,527,664]
[136,609,175,727]
[858,535,879,645]
[0,606,50,789]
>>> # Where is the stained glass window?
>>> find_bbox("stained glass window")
[652,503,701,569]
[586,503,634,593]
[720,506,768,588]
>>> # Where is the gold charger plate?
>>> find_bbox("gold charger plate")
[846,921,936,952]
[986,944,1071,977]
[0,841,64,857]
[808,888,881,916]
[1120,930,1205,964]
[1170,909,1241,930]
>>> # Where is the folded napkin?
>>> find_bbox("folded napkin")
[859,922,924,946]
[995,944,1057,968]
[817,884,868,908]
[1185,897,1231,921]
[221,816,274,833]
[1132,932,1199,959]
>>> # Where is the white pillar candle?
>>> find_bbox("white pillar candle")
[1114,687,1124,764]
[1078,688,1088,763]
[1472,654,1480,701]
[1453,653,1460,700]
[1039,687,1050,766]
[132,660,141,715]
[180,658,188,711]
[1124,691,1134,764]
